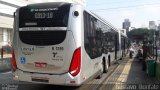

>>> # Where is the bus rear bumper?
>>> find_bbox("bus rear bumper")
[12,69,82,86]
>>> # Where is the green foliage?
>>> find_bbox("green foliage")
[127,28,156,43]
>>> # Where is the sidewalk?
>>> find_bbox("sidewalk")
[101,56,160,90]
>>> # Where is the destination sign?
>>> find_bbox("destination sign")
[19,3,70,28]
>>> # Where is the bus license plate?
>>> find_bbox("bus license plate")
[35,62,47,68]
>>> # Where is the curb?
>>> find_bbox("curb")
[98,57,132,90]
[97,61,120,90]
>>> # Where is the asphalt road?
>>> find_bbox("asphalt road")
[0,60,119,90]
[0,71,79,90]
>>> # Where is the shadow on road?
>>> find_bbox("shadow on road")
[17,84,79,90]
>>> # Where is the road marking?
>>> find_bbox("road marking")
[98,62,120,90]
[99,57,135,90]
[116,59,133,83]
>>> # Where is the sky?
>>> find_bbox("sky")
[86,0,160,29]
[1,0,160,29]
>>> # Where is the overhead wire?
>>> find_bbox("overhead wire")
[88,0,144,6]
[91,3,160,11]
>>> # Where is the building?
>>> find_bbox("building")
[129,27,136,31]
[149,21,157,30]
[0,0,16,47]
[122,19,131,33]
[157,24,160,31]
[120,29,127,35]
[0,0,86,47]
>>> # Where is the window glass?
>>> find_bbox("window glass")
[84,11,102,59]
[19,3,70,28]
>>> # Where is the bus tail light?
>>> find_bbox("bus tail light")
[12,50,17,72]
[69,47,81,77]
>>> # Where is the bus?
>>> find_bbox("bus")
[12,2,123,86]
[120,32,129,58]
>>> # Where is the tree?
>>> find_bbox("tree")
[127,28,157,43]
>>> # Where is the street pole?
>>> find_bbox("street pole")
[154,31,156,58]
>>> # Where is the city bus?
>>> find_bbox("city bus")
[12,2,122,86]
[120,32,129,57]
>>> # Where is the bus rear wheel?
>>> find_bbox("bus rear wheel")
[96,61,104,79]
[103,59,108,73]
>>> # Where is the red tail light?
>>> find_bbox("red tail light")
[12,50,17,72]
[69,47,81,77]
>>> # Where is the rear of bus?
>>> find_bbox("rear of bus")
[12,2,83,86]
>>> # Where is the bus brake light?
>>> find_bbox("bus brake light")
[69,47,81,77]
[12,50,17,72]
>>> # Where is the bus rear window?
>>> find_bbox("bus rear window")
[19,31,66,46]
[19,3,70,28]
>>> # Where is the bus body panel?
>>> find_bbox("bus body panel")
[15,31,76,74]
[68,4,82,47]
[13,3,84,85]
[13,69,82,86]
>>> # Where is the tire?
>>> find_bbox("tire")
[96,61,104,79]
[96,72,102,79]
[103,60,108,73]
[108,59,111,67]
